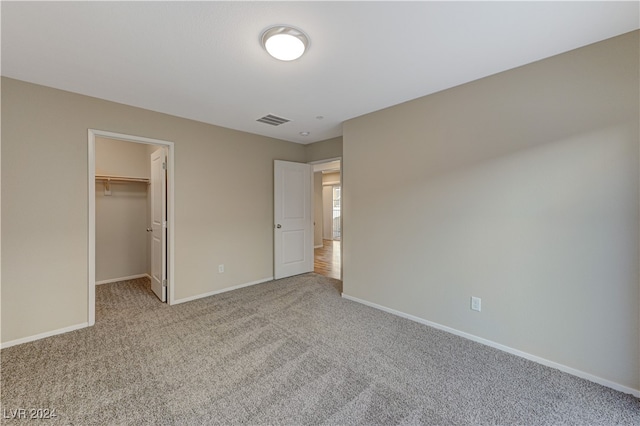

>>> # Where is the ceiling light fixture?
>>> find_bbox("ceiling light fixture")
[261,26,309,61]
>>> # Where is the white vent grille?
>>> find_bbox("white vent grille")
[257,114,291,126]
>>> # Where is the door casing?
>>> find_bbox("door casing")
[309,157,343,280]
[88,129,175,326]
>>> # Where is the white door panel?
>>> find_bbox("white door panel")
[282,230,305,263]
[274,160,313,279]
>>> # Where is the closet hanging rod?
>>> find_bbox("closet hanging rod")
[95,175,150,184]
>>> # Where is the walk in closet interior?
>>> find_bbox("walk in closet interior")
[95,137,156,285]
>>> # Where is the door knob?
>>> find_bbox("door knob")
[146,228,152,232]
[276,224,282,229]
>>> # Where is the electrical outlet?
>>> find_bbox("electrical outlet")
[218,264,224,273]
[471,296,481,312]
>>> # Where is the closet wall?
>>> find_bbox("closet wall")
[95,137,150,283]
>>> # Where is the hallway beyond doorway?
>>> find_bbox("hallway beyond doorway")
[314,240,341,280]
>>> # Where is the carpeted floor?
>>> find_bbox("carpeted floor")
[1,273,639,425]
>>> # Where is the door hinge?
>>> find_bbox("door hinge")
[162,279,167,287]
[162,162,167,170]
[163,220,168,228]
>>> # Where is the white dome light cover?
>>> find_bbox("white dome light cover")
[261,26,309,61]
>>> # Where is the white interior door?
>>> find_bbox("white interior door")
[150,148,167,301]
[274,160,313,279]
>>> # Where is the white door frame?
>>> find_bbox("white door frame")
[309,157,342,280]
[88,129,176,326]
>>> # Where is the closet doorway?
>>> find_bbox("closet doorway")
[88,130,175,326]
[312,159,341,280]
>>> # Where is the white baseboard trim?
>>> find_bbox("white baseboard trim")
[1,322,89,349]
[341,293,640,398]
[172,276,274,305]
[96,274,150,285]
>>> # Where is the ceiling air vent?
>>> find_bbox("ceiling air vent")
[256,114,291,126]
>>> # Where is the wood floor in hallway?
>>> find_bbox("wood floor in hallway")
[314,239,341,280]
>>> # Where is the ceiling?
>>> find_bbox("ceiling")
[2,2,638,144]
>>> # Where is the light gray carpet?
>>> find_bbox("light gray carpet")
[1,273,639,425]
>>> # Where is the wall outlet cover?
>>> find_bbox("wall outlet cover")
[471,296,481,312]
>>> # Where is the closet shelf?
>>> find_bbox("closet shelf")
[95,175,150,184]
[96,175,149,194]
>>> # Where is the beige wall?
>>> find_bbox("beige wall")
[343,31,639,391]
[306,137,342,163]
[1,78,306,343]
[95,137,150,282]
[96,137,150,178]
[322,172,341,241]
[322,172,340,185]
[314,171,343,245]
